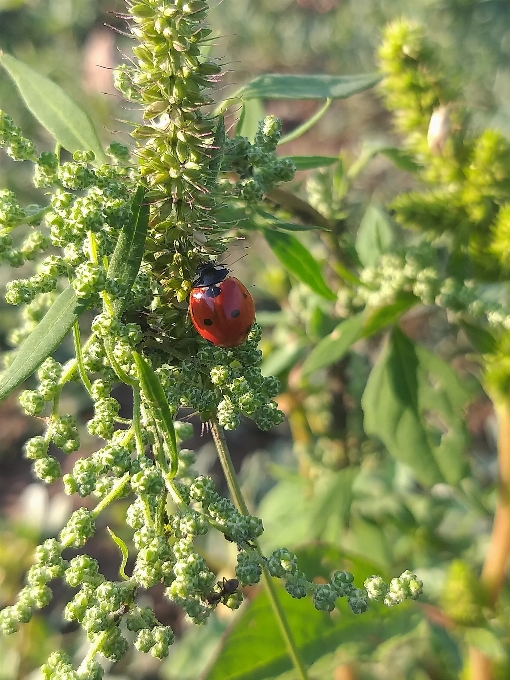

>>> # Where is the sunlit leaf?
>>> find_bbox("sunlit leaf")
[0,53,107,163]
[236,72,382,100]
[236,98,265,141]
[362,327,471,487]
[362,293,418,338]
[301,312,365,376]
[133,352,178,476]
[264,229,335,300]
[285,155,338,170]
[356,204,395,267]
[0,287,82,402]
[107,186,149,314]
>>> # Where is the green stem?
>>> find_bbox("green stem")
[209,416,310,680]
[77,630,109,675]
[103,338,138,387]
[59,333,97,386]
[132,389,145,457]
[72,322,93,395]
[91,472,130,519]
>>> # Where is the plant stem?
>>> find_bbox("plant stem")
[468,398,510,680]
[209,416,310,680]
[72,322,93,395]
[91,472,130,519]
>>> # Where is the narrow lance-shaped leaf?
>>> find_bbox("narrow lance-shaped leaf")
[0,52,107,164]
[133,352,178,476]
[0,287,82,402]
[107,186,149,314]
[286,156,339,171]
[235,72,382,101]
[301,312,365,376]
[264,229,336,300]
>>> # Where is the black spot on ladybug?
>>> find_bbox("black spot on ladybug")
[243,293,248,298]
[206,286,221,298]
[203,318,213,326]
[231,309,240,318]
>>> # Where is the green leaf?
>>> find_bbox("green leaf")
[256,209,328,232]
[261,341,308,378]
[236,98,265,142]
[347,142,421,178]
[464,628,507,660]
[106,527,129,581]
[264,229,335,300]
[362,292,418,338]
[345,516,392,572]
[285,155,338,170]
[258,469,358,552]
[355,204,395,267]
[0,287,82,402]
[459,321,497,354]
[235,72,382,101]
[278,98,331,145]
[362,327,471,487]
[380,147,422,173]
[301,312,365,376]
[133,352,178,476]
[0,53,107,163]
[107,186,149,314]
[204,582,422,680]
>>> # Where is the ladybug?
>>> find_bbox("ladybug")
[189,262,255,348]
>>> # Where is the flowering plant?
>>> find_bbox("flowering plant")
[6,2,510,679]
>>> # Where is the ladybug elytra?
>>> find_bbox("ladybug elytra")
[189,263,255,348]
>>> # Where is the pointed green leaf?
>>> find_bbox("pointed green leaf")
[264,229,335,300]
[301,312,365,376]
[236,98,265,142]
[256,209,328,232]
[285,155,338,171]
[362,292,418,338]
[261,341,308,377]
[133,352,178,476]
[278,98,331,145]
[356,204,395,267]
[348,142,421,179]
[362,327,471,487]
[107,186,149,314]
[0,287,82,402]
[235,72,382,101]
[0,53,107,163]
[460,321,497,354]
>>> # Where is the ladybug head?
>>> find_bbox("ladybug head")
[193,262,229,288]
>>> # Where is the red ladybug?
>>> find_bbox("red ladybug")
[189,263,255,348]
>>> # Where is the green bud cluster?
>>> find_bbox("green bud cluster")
[0,539,66,635]
[223,117,296,204]
[351,243,510,338]
[156,324,284,430]
[0,110,37,161]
